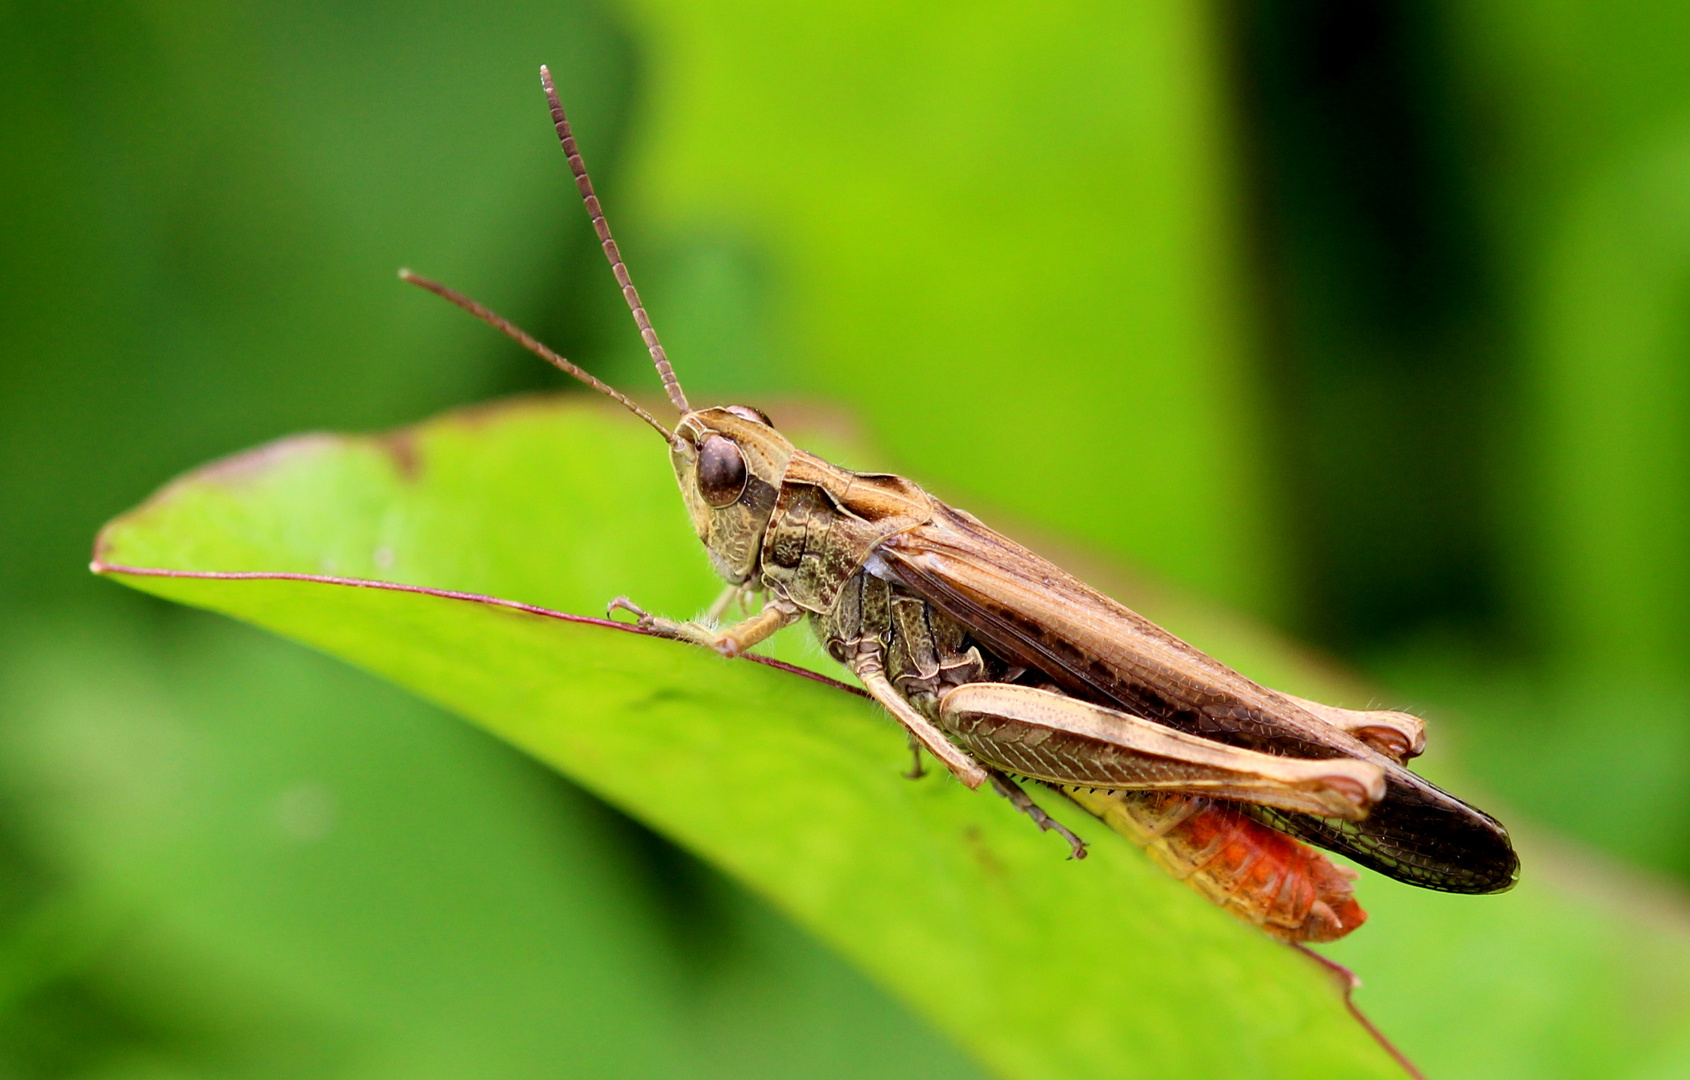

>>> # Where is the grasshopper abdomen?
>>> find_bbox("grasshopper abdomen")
[1070,789,1367,942]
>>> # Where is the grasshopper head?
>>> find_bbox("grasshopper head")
[672,406,795,584]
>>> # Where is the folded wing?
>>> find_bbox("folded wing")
[879,504,1519,894]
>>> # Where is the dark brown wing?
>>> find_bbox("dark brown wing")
[1242,783,1519,893]
[879,504,1519,894]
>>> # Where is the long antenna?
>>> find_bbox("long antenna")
[539,64,690,415]
[399,269,674,442]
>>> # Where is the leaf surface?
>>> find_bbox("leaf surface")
[95,398,1401,1080]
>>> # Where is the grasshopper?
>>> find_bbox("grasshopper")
[401,66,1518,943]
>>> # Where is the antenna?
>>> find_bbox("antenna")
[539,64,691,415]
[399,269,674,442]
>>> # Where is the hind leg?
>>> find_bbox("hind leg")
[987,769,1087,859]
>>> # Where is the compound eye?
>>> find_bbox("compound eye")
[723,405,774,427]
[697,434,748,507]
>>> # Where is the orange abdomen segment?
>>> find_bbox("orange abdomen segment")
[1065,788,1367,943]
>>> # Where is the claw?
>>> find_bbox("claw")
[1049,819,1089,860]
[607,596,653,628]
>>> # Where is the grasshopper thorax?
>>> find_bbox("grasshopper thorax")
[672,406,795,585]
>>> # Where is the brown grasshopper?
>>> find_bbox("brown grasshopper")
[401,66,1518,943]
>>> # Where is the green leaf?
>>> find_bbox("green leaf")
[95,398,1402,1080]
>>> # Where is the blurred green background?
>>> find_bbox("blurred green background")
[3,1,1689,1077]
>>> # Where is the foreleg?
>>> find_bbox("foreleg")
[608,595,800,658]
